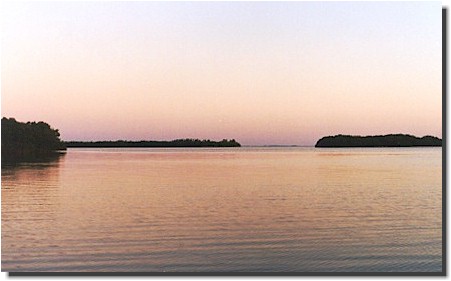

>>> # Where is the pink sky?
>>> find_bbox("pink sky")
[1,2,442,145]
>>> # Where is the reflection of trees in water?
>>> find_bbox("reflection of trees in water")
[2,152,66,270]
[2,151,64,229]
[2,152,65,189]
[2,151,66,169]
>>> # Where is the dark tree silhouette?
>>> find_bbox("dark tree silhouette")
[65,138,241,148]
[2,117,66,162]
[315,134,442,147]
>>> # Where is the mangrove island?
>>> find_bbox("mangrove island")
[2,117,66,162]
[315,134,442,147]
[65,139,241,148]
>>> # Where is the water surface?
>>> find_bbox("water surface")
[2,147,442,272]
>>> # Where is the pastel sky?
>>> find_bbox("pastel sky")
[1,1,442,145]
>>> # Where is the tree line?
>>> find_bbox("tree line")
[65,139,241,147]
[315,134,442,147]
[2,117,242,162]
[2,117,66,162]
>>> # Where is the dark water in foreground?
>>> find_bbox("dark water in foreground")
[2,147,442,272]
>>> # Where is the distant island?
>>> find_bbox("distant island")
[2,117,66,162]
[65,139,241,148]
[315,134,442,147]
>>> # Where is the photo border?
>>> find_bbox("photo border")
[6,6,447,278]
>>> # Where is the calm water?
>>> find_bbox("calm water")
[2,147,442,272]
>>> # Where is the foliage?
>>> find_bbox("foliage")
[2,117,66,162]
[65,139,241,148]
[315,134,442,147]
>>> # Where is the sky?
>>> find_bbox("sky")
[1,1,442,145]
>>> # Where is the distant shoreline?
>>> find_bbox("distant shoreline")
[315,134,442,148]
[65,139,241,148]
[65,146,442,149]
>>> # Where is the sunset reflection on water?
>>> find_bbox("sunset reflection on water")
[2,147,442,272]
